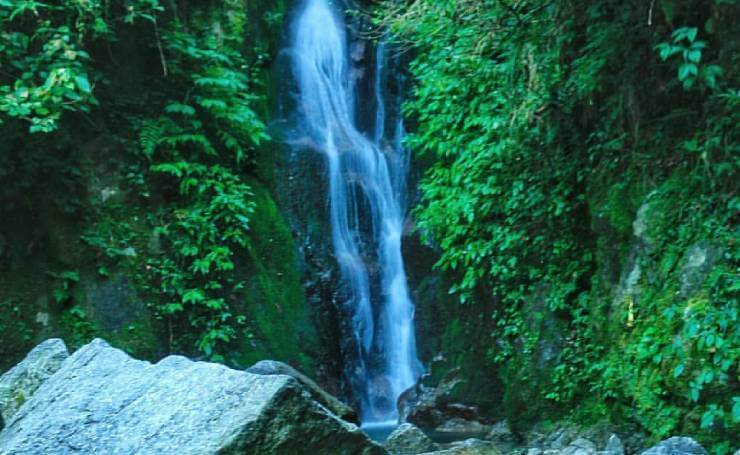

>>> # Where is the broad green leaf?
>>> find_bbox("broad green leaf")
[75,75,91,93]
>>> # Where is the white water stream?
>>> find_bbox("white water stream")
[291,0,421,422]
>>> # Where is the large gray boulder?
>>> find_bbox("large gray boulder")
[0,338,68,426]
[247,359,358,423]
[640,437,708,455]
[0,339,383,454]
[385,423,439,454]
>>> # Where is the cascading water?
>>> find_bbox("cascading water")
[290,0,421,424]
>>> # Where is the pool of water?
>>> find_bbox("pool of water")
[361,420,398,442]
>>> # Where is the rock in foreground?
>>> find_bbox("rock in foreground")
[0,339,383,454]
[384,423,439,454]
[247,359,358,423]
[0,338,68,427]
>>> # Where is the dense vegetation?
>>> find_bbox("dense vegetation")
[379,0,738,451]
[0,0,317,370]
[0,0,737,452]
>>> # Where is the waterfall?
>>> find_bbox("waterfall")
[290,0,421,423]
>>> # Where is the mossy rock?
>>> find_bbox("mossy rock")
[232,180,318,374]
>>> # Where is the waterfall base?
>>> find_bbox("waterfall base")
[360,420,398,443]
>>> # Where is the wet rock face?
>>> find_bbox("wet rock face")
[0,339,383,454]
[632,202,656,249]
[273,142,351,400]
[525,283,567,370]
[434,418,492,440]
[615,198,723,303]
[82,275,144,333]
[612,198,660,311]
[0,338,68,425]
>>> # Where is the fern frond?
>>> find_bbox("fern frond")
[165,102,196,117]
[162,133,217,155]
[139,120,165,159]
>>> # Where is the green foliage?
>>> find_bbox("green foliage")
[81,208,140,260]
[138,15,268,164]
[0,0,161,132]
[47,269,79,304]
[145,163,255,360]
[128,4,270,360]
[381,0,738,449]
[46,268,99,350]
[0,0,292,365]
[655,27,723,89]
[589,174,739,444]
[60,304,99,349]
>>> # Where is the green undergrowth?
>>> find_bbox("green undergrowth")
[0,0,316,371]
[379,0,738,450]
